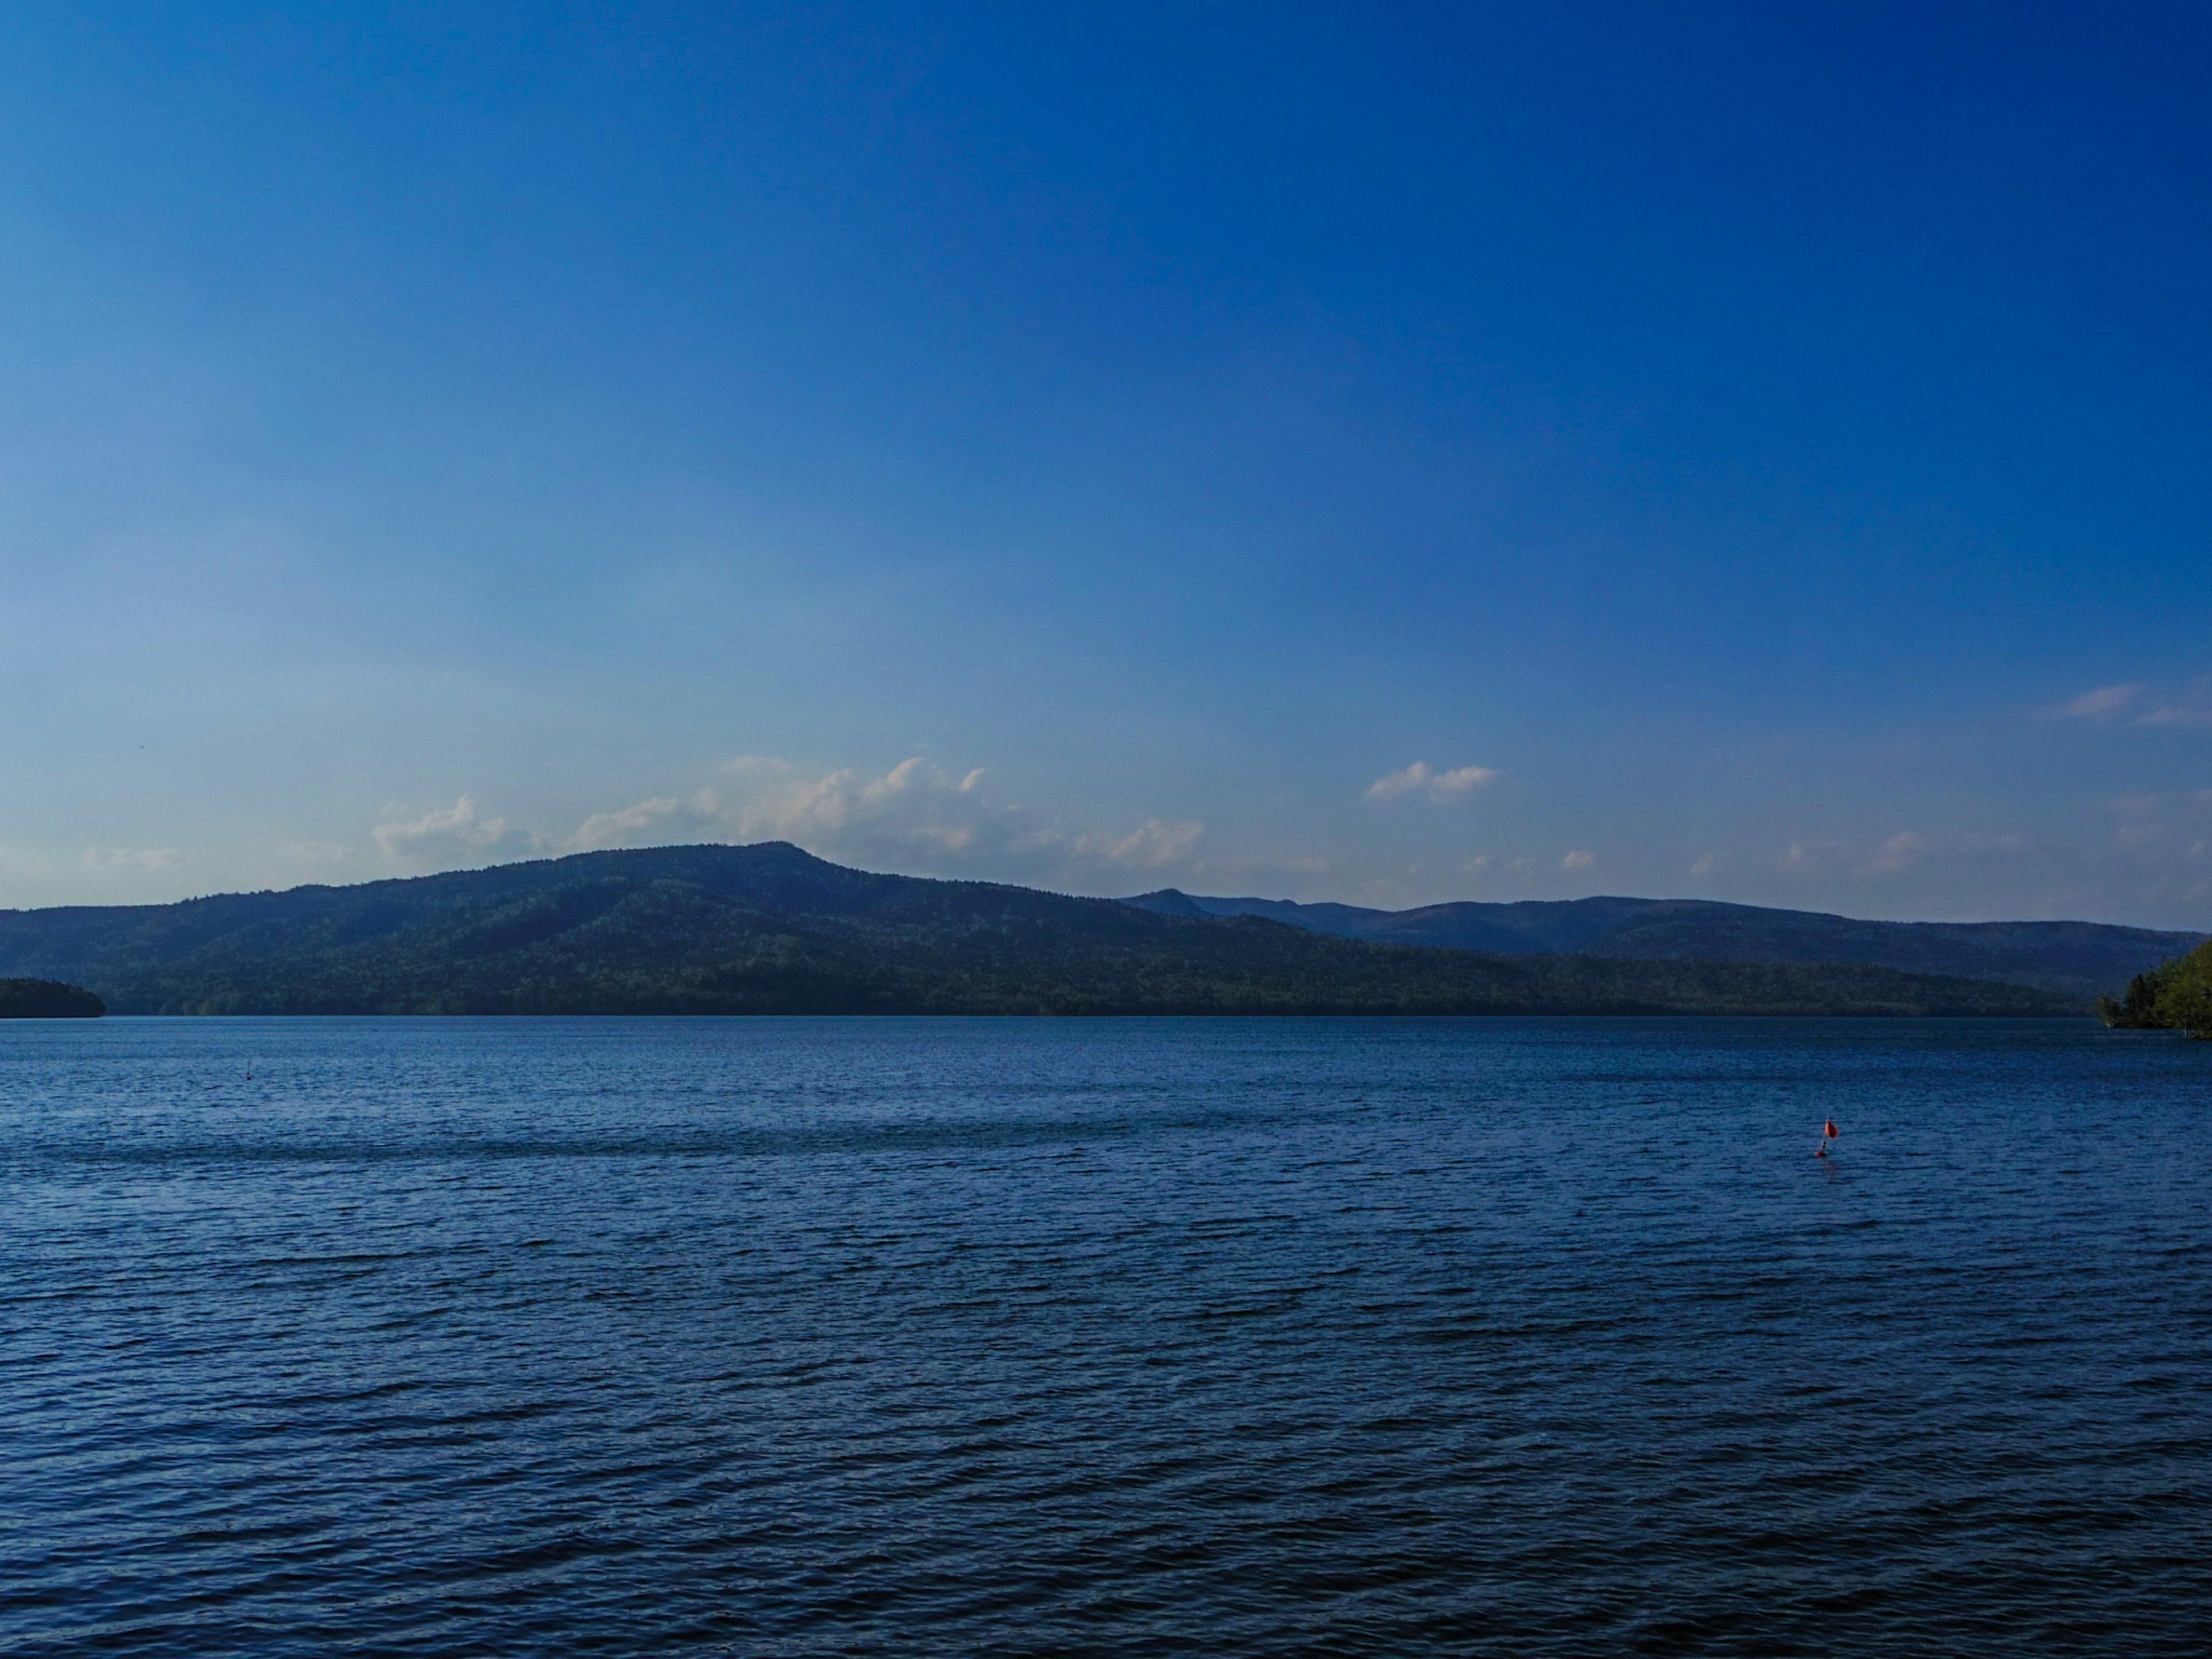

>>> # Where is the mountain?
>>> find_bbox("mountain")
[0,842,2077,1017]
[1120,891,2199,1001]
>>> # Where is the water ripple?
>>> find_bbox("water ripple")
[3,1015,2209,1656]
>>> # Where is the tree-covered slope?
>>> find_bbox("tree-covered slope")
[1124,889,2196,999]
[0,842,2082,1017]
[0,978,104,1018]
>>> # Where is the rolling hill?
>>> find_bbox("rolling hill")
[1121,890,2197,1001]
[0,842,2082,1017]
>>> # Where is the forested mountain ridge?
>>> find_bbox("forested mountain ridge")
[1122,889,2198,999]
[0,842,2081,1017]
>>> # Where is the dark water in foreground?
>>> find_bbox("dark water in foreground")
[3,1017,2209,1656]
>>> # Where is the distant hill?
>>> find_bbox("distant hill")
[1120,890,2200,1001]
[0,842,2078,1017]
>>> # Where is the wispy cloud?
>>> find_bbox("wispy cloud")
[725,757,1203,879]
[85,847,185,872]
[363,762,1208,887]
[1777,831,1933,879]
[727,757,1048,862]
[1560,849,1596,870]
[2103,790,2212,854]
[1366,761,1499,802]
[1862,831,1927,874]
[354,758,1205,889]
[570,789,725,850]
[1074,818,1204,868]
[2056,683,2140,718]
[373,796,540,865]
[2052,676,2212,728]
[1780,839,1840,871]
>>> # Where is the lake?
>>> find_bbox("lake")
[3,1016,2208,1656]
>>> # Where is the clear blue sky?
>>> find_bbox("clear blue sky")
[3,2,2209,924]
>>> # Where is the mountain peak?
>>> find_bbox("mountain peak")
[1122,888,1208,916]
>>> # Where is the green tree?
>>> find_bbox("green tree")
[2096,965,2171,1027]
[2152,941,2212,1037]
[2099,939,2212,1036]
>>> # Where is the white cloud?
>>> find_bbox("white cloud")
[730,757,1052,862]
[1561,849,1596,870]
[1862,831,1927,875]
[85,847,184,871]
[1780,839,1842,871]
[1776,832,1933,879]
[570,789,724,851]
[2055,675,2212,728]
[359,760,1206,889]
[1073,817,1205,868]
[2058,683,2140,718]
[373,797,540,865]
[1366,761,1499,802]
[721,756,1203,882]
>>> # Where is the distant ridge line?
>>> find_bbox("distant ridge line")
[0,841,2100,1017]
[1120,888,2201,1001]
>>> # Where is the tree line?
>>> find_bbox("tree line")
[2097,940,2212,1037]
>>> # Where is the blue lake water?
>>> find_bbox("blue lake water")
[3,1016,2209,1656]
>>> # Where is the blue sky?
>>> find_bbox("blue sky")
[3,2,2210,924]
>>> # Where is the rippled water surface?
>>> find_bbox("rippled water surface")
[5,1016,2209,1656]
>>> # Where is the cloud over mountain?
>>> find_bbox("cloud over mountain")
[722,757,1203,881]
[371,760,1204,890]
[571,790,726,851]
[373,798,540,865]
